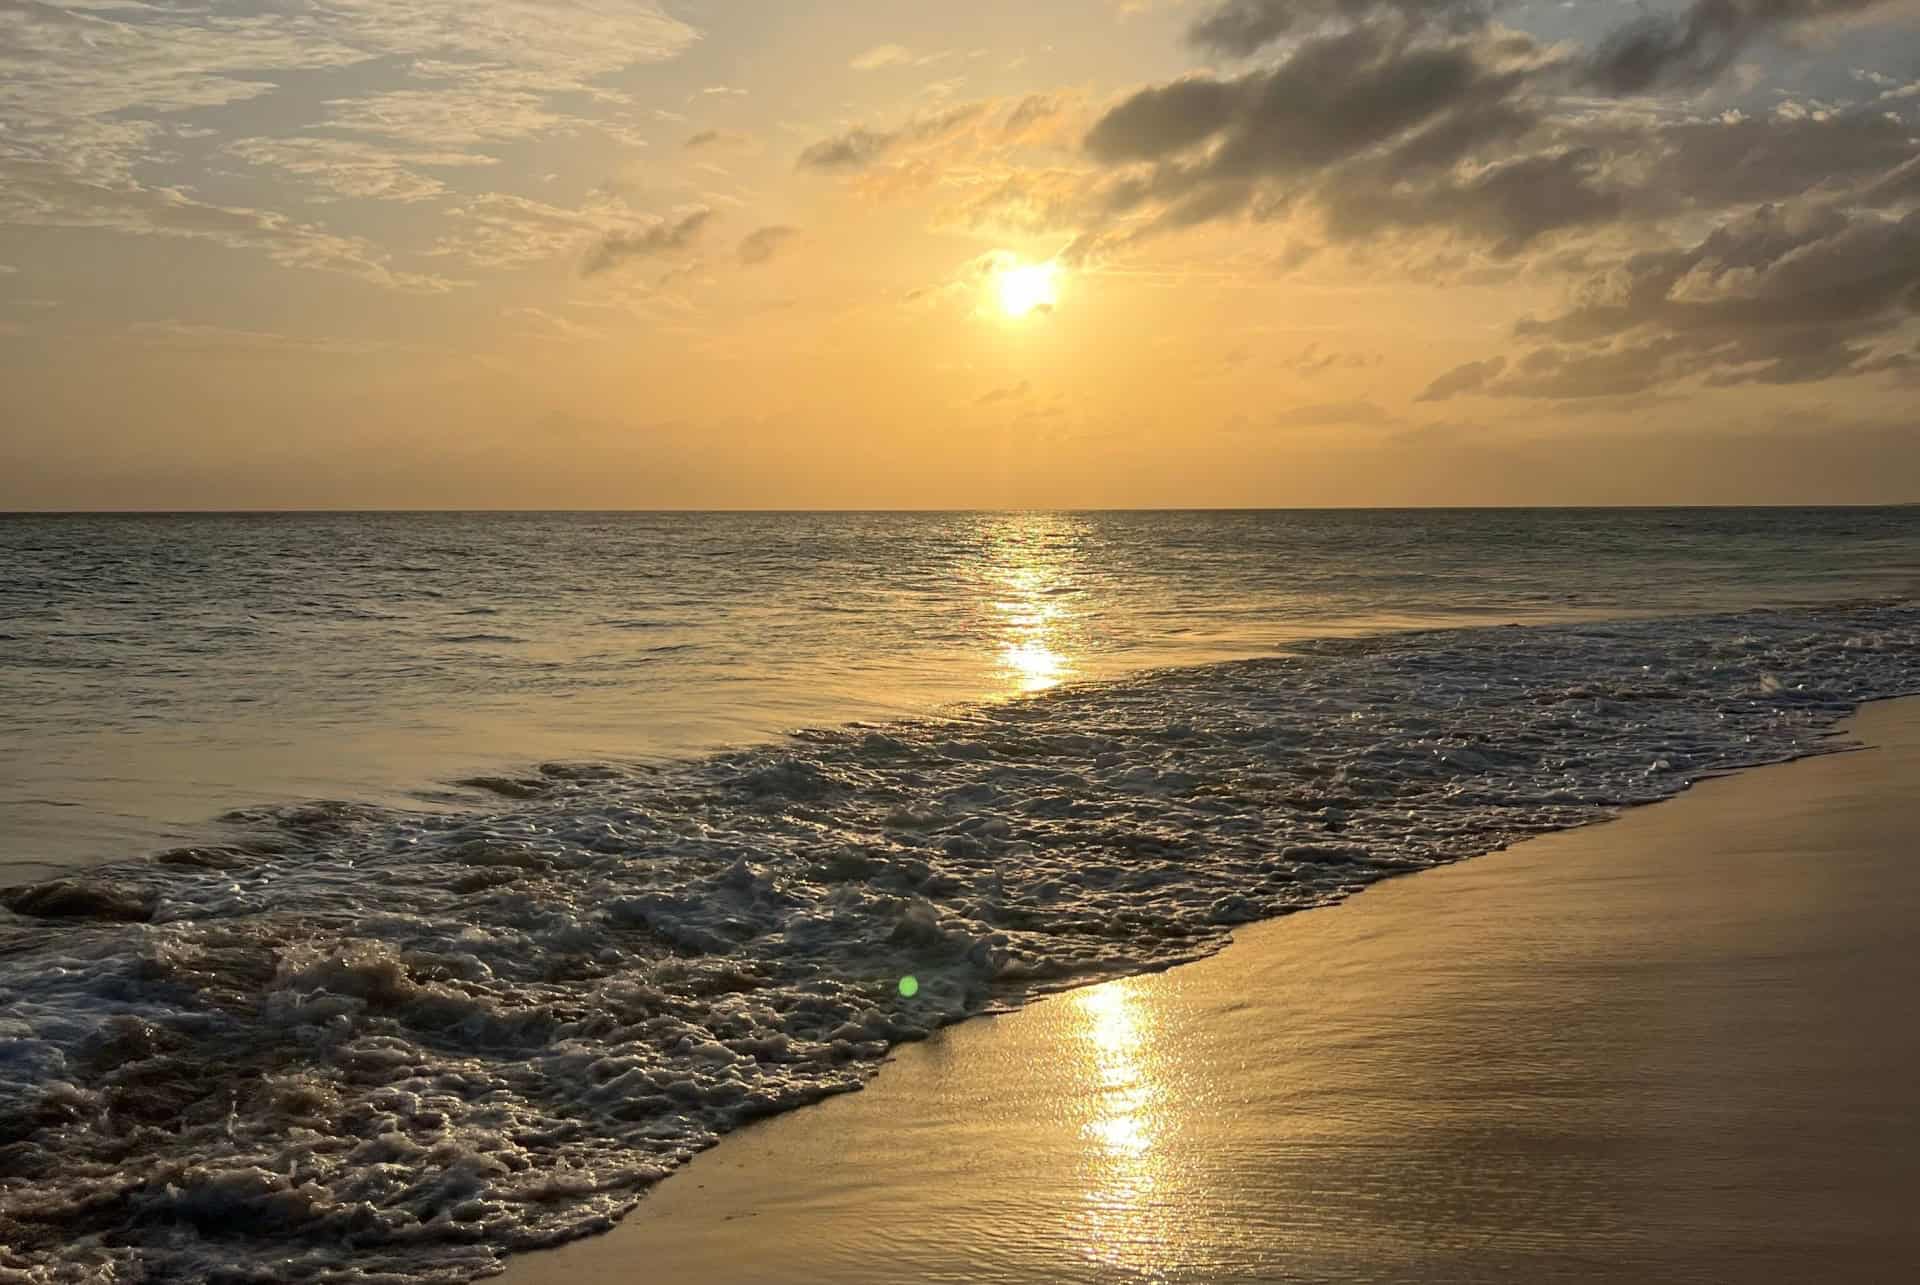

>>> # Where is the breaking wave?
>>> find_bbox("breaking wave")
[3,603,1919,1283]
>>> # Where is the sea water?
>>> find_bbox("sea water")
[2,509,1919,1282]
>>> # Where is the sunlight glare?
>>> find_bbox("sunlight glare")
[1002,639,1065,692]
[997,261,1059,318]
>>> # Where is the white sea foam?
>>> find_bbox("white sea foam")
[2,604,1918,1283]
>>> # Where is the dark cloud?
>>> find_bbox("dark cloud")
[737,224,798,265]
[1084,78,1243,163]
[1583,0,1900,94]
[1417,355,1507,401]
[1323,146,1621,255]
[1863,153,1920,205]
[1070,11,1919,257]
[1439,204,1920,398]
[1187,0,1496,58]
[1090,24,1544,178]
[1188,0,1908,88]
[1633,111,1919,210]
[1072,23,1624,252]
[1085,24,1551,230]
[580,207,712,275]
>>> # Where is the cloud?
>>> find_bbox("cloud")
[1629,111,1920,211]
[1433,203,1920,398]
[790,94,1086,190]
[785,96,1087,240]
[504,307,605,343]
[1184,0,1911,92]
[1284,342,1383,375]
[686,128,754,150]
[1086,25,1553,177]
[1081,23,1563,241]
[0,0,696,279]
[976,379,1032,405]
[225,137,499,204]
[1417,355,1507,401]
[796,104,988,172]
[1584,0,1902,94]
[776,0,1918,320]
[319,86,570,148]
[1038,0,1920,267]
[1187,0,1496,57]
[1321,146,1622,256]
[796,128,898,172]
[432,193,619,268]
[581,207,715,275]
[851,43,914,70]
[737,225,799,265]
[849,43,958,71]
[0,156,454,292]
[0,2,697,160]
[432,194,724,274]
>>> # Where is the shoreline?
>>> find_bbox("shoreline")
[7,603,1917,1284]
[11,596,1916,880]
[494,696,1920,1283]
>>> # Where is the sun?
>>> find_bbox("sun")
[996,261,1059,318]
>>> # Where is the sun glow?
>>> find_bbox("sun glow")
[996,261,1059,318]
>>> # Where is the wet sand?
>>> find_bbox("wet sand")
[497,698,1920,1284]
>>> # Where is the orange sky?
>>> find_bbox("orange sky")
[2,0,1917,508]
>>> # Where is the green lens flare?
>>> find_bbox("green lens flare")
[898,975,919,998]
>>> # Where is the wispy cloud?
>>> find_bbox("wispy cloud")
[226,137,500,204]
[737,225,799,266]
[851,44,916,70]
[581,207,715,275]
[0,157,456,292]
[686,128,755,151]
[0,0,696,284]
[976,378,1032,405]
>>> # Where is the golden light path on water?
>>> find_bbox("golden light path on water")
[982,516,1080,695]
[1066,979,1195,1279]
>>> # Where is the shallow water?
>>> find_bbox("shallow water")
[515,701,1920,1285]
[3,511,1920,1283]
[4,605,1920,1278]
[5,508,1920,872]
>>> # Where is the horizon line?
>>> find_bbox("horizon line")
[3,502,1917,517]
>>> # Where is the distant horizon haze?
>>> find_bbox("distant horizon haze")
[5,501,1920,516]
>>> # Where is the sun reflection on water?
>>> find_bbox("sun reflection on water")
[1000,637,1066,692]
[1067,980,1183,1274]
[980,517,1083,695]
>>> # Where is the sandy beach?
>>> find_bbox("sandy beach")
[495,697,1920,1284]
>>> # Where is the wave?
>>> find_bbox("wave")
[2,603,1918,1283]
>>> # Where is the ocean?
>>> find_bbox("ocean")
[3,508,1920,1282]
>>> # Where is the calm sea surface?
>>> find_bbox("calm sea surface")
[4,508,1919,873]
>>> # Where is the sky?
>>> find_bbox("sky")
[1,0,1917,509]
